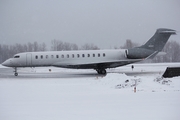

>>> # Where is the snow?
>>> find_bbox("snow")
[0,63,180,120]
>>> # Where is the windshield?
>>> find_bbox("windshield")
[14,55,20,58]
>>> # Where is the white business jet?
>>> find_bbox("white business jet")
[2,28,176,76]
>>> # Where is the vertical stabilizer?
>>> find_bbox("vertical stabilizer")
[140,28,176,51]
[126,28,176,59]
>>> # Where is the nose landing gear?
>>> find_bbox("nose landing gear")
[14,67,18,76]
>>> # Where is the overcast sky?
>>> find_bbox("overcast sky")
[0,0,180,49]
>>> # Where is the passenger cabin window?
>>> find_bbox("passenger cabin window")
[61,55,64,58]
[46,55,48,59]
[77,54,80,58]
[88,54,90,57]
[93,54,95,57]
[67,54,69,58]
[56,55,59,58]
[103,53,106,57]
[51,55,54,58]
[41,55,43,59]
[14,56,20,58]
[82,54,85,57]
[72,54,74,58]
[35,56,38,59]
[98,53,100,57]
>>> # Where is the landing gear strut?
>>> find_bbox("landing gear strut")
[96,69,107,75]
[14,67,18,76]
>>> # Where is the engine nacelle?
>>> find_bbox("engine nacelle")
[125,48,154,59]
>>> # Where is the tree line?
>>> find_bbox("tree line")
[0,39,180,63]
[0,40,99,63]
[120,39,180,63]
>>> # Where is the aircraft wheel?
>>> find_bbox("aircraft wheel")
[101,69,106,75]
[14,73,18,76]
[96,69,106,75]
[97,70,101,74]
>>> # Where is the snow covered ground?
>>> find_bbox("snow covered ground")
[0,63,180,120]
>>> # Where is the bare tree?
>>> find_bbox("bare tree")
[81,43,99,50]
[151,41,180,63]
[71,43,78,50]
[33,42,39,51]
[0,42,48,63]
[163,41,180,62]
[38,42,47,51]
[51,40,79,51]
[51,39,64,51]
[27,42,33,52]
[120,39,139,49]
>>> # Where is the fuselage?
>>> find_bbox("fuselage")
[2,49,127,69]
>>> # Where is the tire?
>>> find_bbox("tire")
[14,73,18,76]
[101,69,106,75]
[96,69,106,75]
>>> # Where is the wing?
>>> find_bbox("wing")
[52,51,157,69]
[52,59,143,69]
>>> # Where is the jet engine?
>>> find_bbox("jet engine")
[125,48,154,59]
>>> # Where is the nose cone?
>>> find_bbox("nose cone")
[2,59,12,67]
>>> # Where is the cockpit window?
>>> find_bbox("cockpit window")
[14,55,20,58]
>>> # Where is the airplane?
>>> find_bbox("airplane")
[2,28,176,76]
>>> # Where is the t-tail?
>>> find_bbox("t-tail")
[125,28,176,59]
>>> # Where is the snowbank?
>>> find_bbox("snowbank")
[96,73,180,92]
[1,63,180,120]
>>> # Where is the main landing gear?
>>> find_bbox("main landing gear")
[96,69,107,75]
[14,67,18,76]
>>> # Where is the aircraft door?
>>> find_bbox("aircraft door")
[26,53,32,67]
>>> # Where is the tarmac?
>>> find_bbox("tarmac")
[0,67,161,79]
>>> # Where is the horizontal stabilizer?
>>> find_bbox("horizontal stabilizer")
[156,52,166,57]
[158,28,176,34]
[145,51,158,59]
[159,30,176,34]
